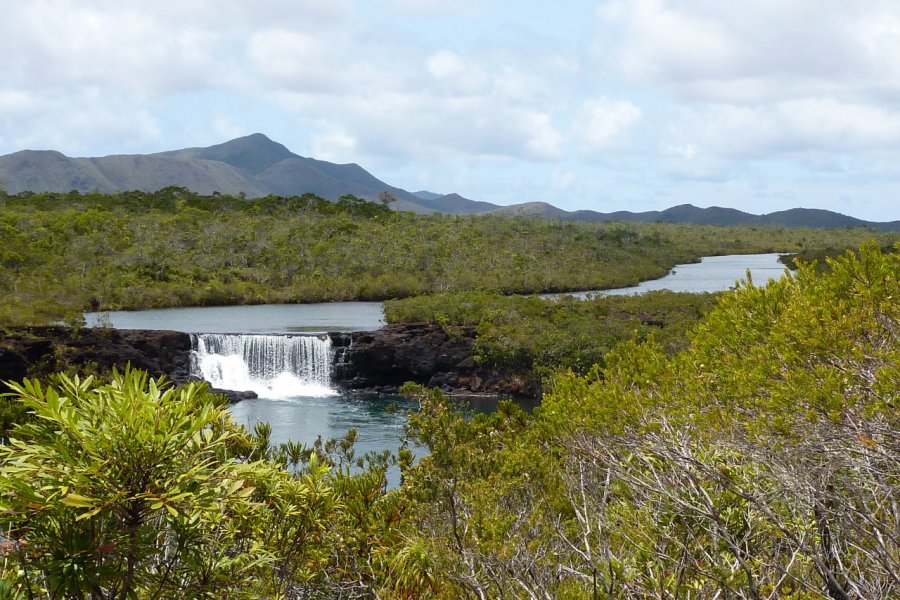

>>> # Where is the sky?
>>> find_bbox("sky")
[2,0,900,221]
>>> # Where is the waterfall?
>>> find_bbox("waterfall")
[190,333,336,398]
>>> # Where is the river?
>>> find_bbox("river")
[85,253,787,332]
[84,253,788,484]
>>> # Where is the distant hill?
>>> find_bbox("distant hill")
[416,193,502,214]
[490,201,571,219]
[0,133,433,213]
[1,134,897,230]
[552,204,899,231]
[413,190,443,201]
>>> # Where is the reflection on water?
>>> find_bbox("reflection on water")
[228,394,411,453]
[228,393,415,487]
[228,392,538,488]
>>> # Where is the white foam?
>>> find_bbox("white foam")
[190,334,336,399]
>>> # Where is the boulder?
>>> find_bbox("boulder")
[208,387,259,403]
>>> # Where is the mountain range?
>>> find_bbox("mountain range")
[1,133,897,230]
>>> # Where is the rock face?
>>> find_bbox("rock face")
[330,323,534,396]
[0,327,192,389]
[1,324,533,398]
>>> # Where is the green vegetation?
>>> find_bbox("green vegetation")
[397,241,899,598]
[386,290,718,388]
[1,188,895,326]
[1,185,897,597]
[780,242,899,271]
[1,243,896,598]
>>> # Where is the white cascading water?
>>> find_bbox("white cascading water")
[190,334,336,398]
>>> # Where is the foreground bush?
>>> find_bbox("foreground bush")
[0,369,434,599]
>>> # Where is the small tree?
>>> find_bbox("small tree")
[378,190,398,208]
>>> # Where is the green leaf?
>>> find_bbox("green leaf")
[60,493,97,508]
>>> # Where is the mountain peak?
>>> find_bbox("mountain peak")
[243,132,273,142]
[190,133,296,175]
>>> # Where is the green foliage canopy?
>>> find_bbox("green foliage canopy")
[1,188,895,326]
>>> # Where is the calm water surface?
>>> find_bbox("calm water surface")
[86,253,788,483]
[85,301,384,333]
[547,253,787,299]
[86,253,787,331]
[229,393,414,486]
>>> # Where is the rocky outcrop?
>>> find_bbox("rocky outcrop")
[330,323,535,396]
[1,324,534,398]
[0,327,192,389]
[207,387,259,403]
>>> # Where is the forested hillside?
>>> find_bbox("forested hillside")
[1,187,895,326]
[0,243,895,598]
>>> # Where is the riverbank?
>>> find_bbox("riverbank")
[1,324,521,397]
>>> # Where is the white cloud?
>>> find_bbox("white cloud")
[274,89,564,162]
[210,117,254,144]
[0,89,162,155]
[0,0,351,95]
[522,112,564,160]
[426,50,466,79]
[4,3,217,94]
[386,0,476,17]
[574,98,642,151]
[593,0,900,103]
[0,91,49,120]
[779,98,900,151]
[664,98,900,164]
[550,168,576,190]
[596,0,743,82]
[312,130,359,162]
[2,1,900,220]
[425,50,491,94]
[0,0,574,163]
[247,30,349,92]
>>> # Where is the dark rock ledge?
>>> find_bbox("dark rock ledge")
[0,327,260,402]
[329,323,535,397]
[1,324,533,400]
[0,326,193,388]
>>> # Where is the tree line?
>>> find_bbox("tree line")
[1,187,895,326]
